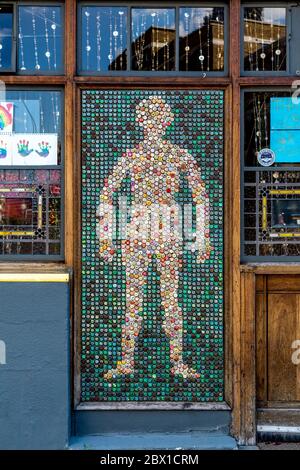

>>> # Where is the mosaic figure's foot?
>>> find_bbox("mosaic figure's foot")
[104,361,134,380]
[171,361,200,379]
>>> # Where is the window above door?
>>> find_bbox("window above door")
[78,2,228,76]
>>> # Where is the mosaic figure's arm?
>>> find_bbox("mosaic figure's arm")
[180,149,211,261]
[99,154,129,205]
[97,154,130,260]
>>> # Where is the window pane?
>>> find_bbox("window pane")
[244,7,286,72]
[81,7,127,72]
[179,7,224,72]
[0,90,63,258]
[0,5,13,71]
[131,8,175,71]
[18,6,63,73]
[243,91,300,260]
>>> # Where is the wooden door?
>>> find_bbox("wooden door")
[256,275,300,431]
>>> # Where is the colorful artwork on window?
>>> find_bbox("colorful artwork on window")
[0,135,12,165]
[81,90,224,402]
[0,103,14,133]
[243,91,300,260]
[0,169,61,256]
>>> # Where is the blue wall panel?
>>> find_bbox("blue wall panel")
[0,281,70,450]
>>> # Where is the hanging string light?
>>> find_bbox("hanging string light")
[151,12,156,71]
[85,9,91,70]
[108,9,113,67]
[119,10,124,70]
[207,12,211,72]
[40,95,45,134]
[253,9,258,71]
[270,8,274,71]
[31,7,40,70]
[275,14,282,70]
[43,7,51,70]
[18,9,26,71]
[96,10,101,71]
[199,10,204,70]
[260,9,265,71]
[113,13,119,71]
[51,9,58,71]
[184,11,190,71]
[156,12,159,70]
[247,10,253,71]
[166,10,170,70]
[163,10,167,71]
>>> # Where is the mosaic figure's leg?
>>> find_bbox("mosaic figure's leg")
[159,246,200,379]
[104,245,149,379]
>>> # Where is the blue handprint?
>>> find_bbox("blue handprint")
[36,141,51,157]
[0,140,7,159]
[17,140,34,157]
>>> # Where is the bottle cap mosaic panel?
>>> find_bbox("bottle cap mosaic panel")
[81,90,224,402]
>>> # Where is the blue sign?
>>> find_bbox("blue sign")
[271,130,300,163]
[270,97,300,162]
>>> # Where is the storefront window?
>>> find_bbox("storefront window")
[0,5,14,72]
[0,90,63,258]
[242,90,300,260]
[131,8,175,71]
[179,7,224,72]
[78,3,227,74]
[80,6,127,72]
[243,6,287,73]
[0,3,63,74]
[18,6,63,73]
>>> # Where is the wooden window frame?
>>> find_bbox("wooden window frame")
[77,0,229,77]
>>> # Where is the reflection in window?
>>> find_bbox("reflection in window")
[18,6,63,73]
[131,8,175,71]
[243,92,300,260]
[243,7,286,72]
[179,8,224,72]
[0,90,63,258]
[0,170,61,256]
[81,7,127,72]
[0,5,13,71]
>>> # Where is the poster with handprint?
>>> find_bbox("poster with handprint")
[11,133,58,166]
[0,103,14,133]
[0,135,13,165]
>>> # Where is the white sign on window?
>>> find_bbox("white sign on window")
[0,133,58,166]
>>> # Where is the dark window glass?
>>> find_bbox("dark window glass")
[179,7,224,72]
[81,6,127,72]
[18,6,63,73]
[0,90,63,259]
[243,91,300,260]
[0,5,14,72]
[131,8,175,71]
[243,7,286,72]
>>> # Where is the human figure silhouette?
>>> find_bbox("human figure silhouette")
[97,96,211,379]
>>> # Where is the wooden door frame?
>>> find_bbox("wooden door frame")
[73,81,233,413]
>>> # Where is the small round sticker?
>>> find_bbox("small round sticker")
[257,148,275,166]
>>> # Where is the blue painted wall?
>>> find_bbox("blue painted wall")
[0,281,70,450]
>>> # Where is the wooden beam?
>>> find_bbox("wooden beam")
[240,271,256,445]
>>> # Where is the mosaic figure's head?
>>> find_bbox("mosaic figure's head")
[135,96,174,136]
